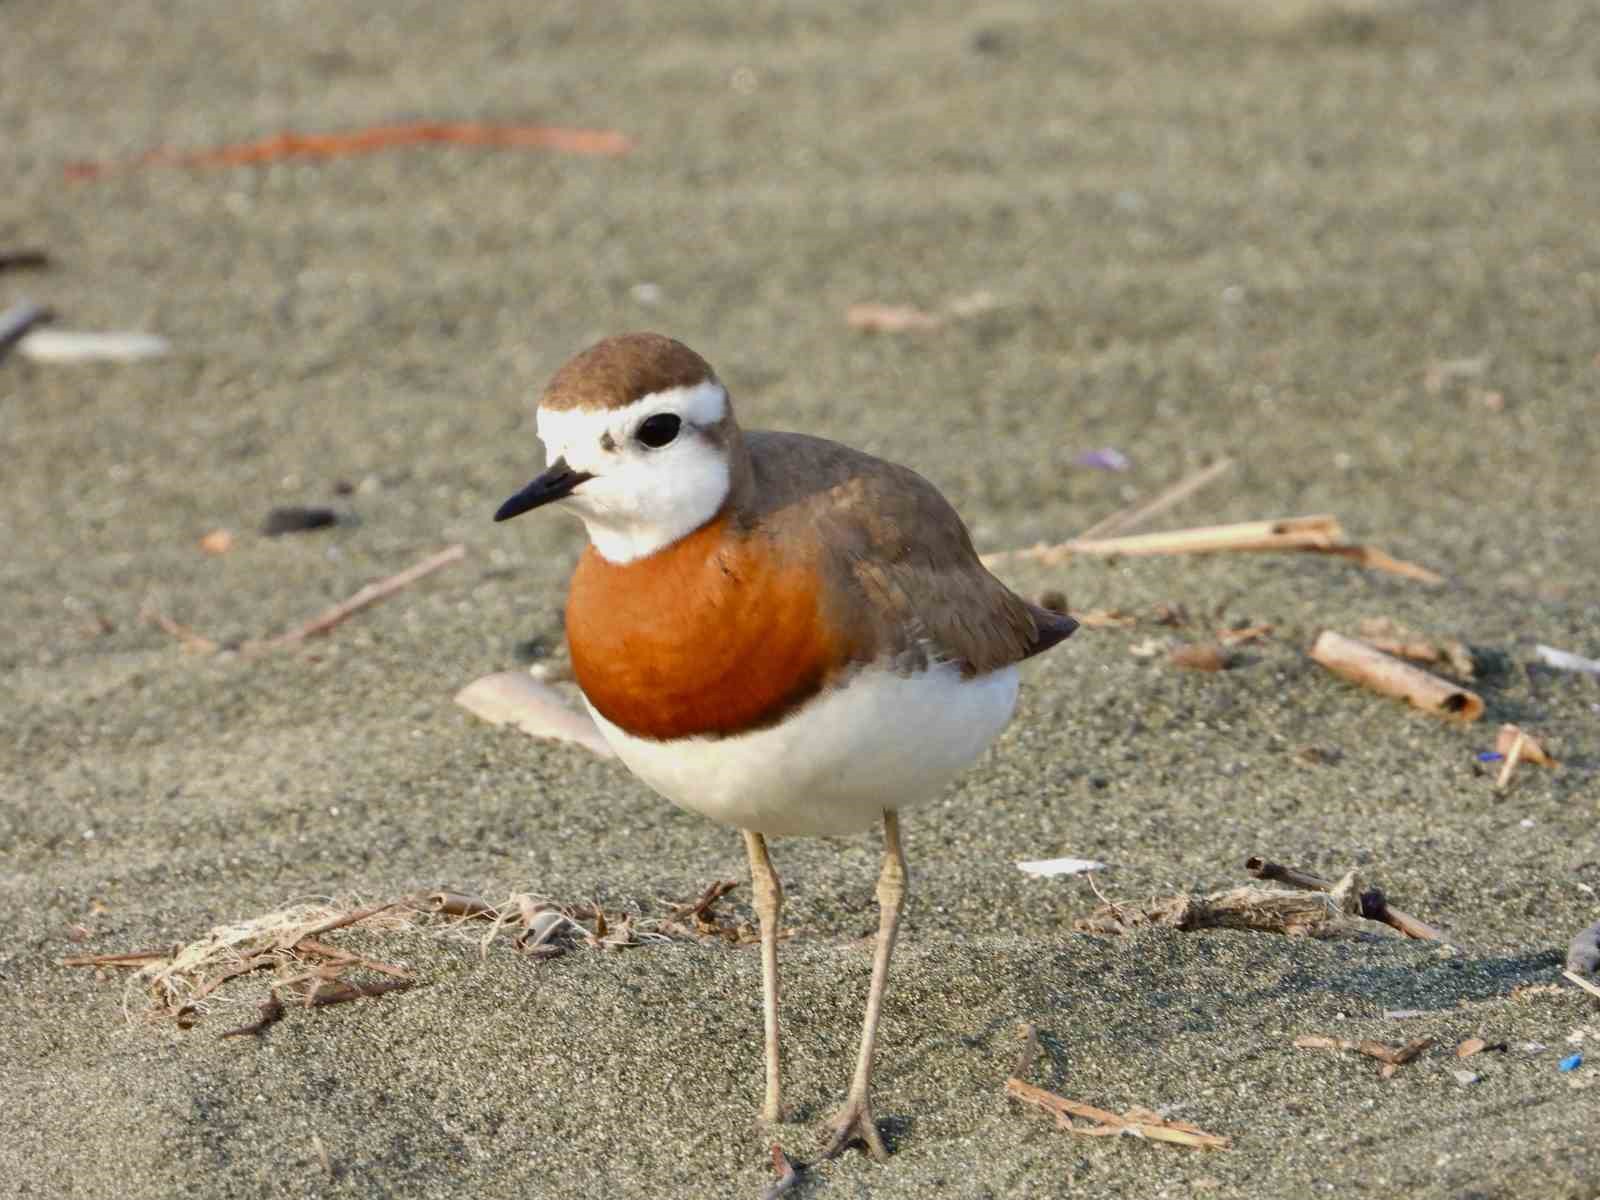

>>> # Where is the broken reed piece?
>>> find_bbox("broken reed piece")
[1309,631,1483,722]
[1494,723,1556,792]
[1244,856,1443,941]
[1074,458,1236,541]
[1563,971,1600,1001]
[1004,1078,1230,1150]
[1293,1034,1432,1078]
[248,543,466,651]
[983,513,1443,584]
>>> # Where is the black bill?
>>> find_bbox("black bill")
[493,458,594,522]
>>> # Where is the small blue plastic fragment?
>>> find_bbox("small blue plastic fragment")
[1476,751,1504,762]
[1558,1053,1582,1073]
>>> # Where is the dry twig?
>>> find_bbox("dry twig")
[1244,856,1442,941]
[1005,1078,1229,1150]
[249,544,465,650]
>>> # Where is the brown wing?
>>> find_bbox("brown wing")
[738,432,1077,676]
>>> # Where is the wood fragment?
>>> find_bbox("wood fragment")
[422,891,495,918]
[296,939,411,979]
[1071,608,1138,629]
[220,992,285,1038]
[1074,459,1236,542]
[198,528,234,555]
[1293,1034,1432,1071]
[1495,729,1526,791]
[1495,724,1556,769]
[1168,642,1231,671]
[249,544,465,650]
[280,900,402,949]
[1218,624,1273,645]
[1005,1078,1229,1150]
[1563,971,1600,1001]
[1457,1038,1489,1059]
[141,606,221,654]
[1309,631,1483,722]
[1244,856,1443,941]
[61,949,170,967]
[66,123,633,179]
[305,978,413,1007]
[1073,884,1368,939]
[759,1144,801,1200]
[845,302,943,333]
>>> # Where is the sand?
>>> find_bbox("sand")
[3,1,1598,1196]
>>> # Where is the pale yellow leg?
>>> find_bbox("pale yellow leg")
[742,829,785,1122]
[823,809,907,1161]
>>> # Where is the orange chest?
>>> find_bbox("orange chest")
[565,517,854,741]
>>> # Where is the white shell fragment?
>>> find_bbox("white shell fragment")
[17,329,172,363]
[1017,857,1108,878]
[454,671,615,758]
[1534,644,1600,676]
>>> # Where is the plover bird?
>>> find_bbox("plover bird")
[494,333,1076,1159]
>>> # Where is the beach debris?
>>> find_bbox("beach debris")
[759,1144,801,1200]
[1294,745,1343,767]
[1358,617,1475,678]
[1168,642,1232,671]
[1129,637,1171,658]
[1309,630,1484,722]
[1451,1069,1481,1086]
[250,543,465,650]
[1072,608,1138,629]
[1456,1038,1505,1059]
[1494,723,1555,792]
[454,671,615,758]
[1074,459,1235,542]
[14,328,171,363]
[0,249,51,272]
[1533,644,1600,676]
[1152,602,1190,626]
[0,299,53,364]
[65,122,633,179]
[1559,1053,1583,1073]
[846,291,1005,334]
[1563,971,1600,1002]
[1567,918,1600,977]
[1073,447,1131,472]
[845,303,943,333]
[984,513,1443,583]
[198,528,234,555]
[262,506,339,536]
[145,544,466,655]
[1073,882,1375,940]
[1007,1024,1229,1150]
[1017,857,1106,878]
[1245,856,1443,941]
[140,605,221,654]
[1218,623,1273,645]
[1293,1034,1432,1079]
[62,898,414,1029]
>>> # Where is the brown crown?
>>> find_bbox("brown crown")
[540,332,717,412]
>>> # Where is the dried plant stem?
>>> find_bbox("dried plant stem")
[1310,631,1483,722]
[1075,458,1236,540]
[1244,856,1442,941]
[249,544,465,650]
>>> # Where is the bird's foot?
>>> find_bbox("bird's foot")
[821,1093,888,1161]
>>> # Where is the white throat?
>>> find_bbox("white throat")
[535,379,731,564]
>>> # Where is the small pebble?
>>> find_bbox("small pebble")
[1451,1069,1480,1086]
[262,506,339,536]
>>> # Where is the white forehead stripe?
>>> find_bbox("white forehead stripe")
[536,379,726,470]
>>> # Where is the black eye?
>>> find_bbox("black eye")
[636,413,681,448]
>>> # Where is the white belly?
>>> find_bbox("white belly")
[585,661,1021,837]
